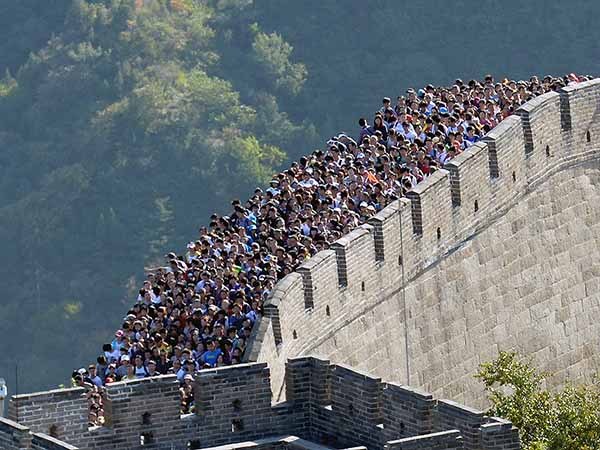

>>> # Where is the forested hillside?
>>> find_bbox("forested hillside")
[0,0,598,394]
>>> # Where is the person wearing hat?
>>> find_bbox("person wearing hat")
[179,374,195,414]
[116,355,131,379]
[176,359,197,382]
[266,179,280,196]
[111,330,126,352]
[147,360,160,377]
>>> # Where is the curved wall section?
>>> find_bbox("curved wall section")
[247,79,600,408]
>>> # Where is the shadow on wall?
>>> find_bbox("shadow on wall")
[247,79,600,408]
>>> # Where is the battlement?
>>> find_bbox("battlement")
[1,357,519,450]
[245,78,600,403]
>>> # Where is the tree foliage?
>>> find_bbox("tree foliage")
[477,351,600,450]
[251,26,307,96]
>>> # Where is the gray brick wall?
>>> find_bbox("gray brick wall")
[381,384,434,441]
[8,387,88,447]
[0,416,32,450]
[251,78,600,411]
[280,357,518,450]
[1,357,521,450]
[480,420,520,450]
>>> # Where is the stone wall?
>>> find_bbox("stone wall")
[384,430,463,450]
[6,365,290,450]
[2,357,518,450]
[0,417,79,450]
[247,78,600,408]
[0,417,32,450]
[197,435,367,450]
[284,357,518,450]
[7,387,88,447]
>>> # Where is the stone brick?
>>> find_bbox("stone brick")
[250,78,600,414]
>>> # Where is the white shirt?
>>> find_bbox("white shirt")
[299,178,318,188]
[135,366,149,378]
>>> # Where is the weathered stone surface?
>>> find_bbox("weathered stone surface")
[252,79,600,409]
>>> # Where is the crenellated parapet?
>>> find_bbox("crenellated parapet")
[246,78,600,403]
[1,358,520,450]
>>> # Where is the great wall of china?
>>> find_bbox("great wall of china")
[0,78,599,450]
[246,78,600,408]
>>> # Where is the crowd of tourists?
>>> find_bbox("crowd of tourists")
[73,73,590,426]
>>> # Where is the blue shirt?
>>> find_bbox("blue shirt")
[201,349,222,367]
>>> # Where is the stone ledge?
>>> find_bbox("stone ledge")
[0,416,30,432]
[31,432,79,450]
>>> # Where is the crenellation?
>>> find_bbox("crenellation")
[8,388,89,448]
[368,200,401,265]
[332,224,377,299]
[0,417,32,450]
[482,115,526,200]
[444,141,493,240]
[245,315,272,362]
[382,383,435,440]
[265,272,304,349]
[481,115,523,180]
[0,357,522,450]
[434,400,485,450]
[297,250,338,311]
[31,433,79,450]
[397,197,418,280]
[516,92,562,180]
[559,79,600,149]
[479,419,520,450]
[328,363,385,449]
[405,169,453,268]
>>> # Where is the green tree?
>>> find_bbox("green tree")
[477,351,600,450]
[251,26,307,96]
